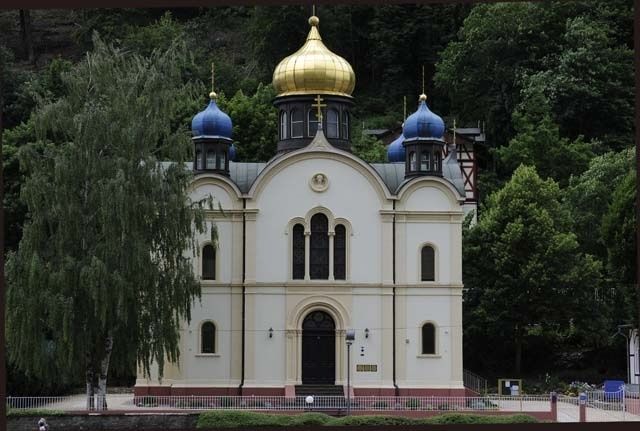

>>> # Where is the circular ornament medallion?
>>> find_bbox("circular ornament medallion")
[309,172,329,193]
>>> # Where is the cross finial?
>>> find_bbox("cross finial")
[422,65,425,95]
[312,94,326,123]
[312,4,316,16]
[403,96,407,121]
[453,118,457,147]
[211,62,215,93]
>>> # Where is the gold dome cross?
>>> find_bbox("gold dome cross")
[311,94,326,122]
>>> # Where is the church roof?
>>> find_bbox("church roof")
[170,159,464,196]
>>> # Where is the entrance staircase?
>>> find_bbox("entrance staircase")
[295,384,344,397]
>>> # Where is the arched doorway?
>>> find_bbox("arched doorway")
[302,310,335,384]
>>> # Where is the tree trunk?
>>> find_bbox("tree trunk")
[85,354,95,411]
[515,333,523,376]
[18,10,34,64]
[97,334,113,411]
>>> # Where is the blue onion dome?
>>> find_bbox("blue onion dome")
[387,132,405,162]
[191,91,233,140]
[402,94,445,140]
[229,143,238,162]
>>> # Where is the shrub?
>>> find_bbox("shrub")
[326,415,415,426]
[7,409,66,417]
[196,411,289,428]
[288,412,332,426]
[423,413,539,424]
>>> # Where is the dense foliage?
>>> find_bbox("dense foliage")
[195,410,538,428]
[5,37,210,404]
[0,1,636,390]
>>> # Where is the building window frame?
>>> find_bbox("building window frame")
[201,243,217,281]
[198,320,219,356]
[418,321,438,357]
[419,243,437,282]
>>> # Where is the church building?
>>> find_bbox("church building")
[135,14,476,398]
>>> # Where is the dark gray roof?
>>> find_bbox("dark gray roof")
[165,159,463,198]
[229,162,267,193]
[370,163,406,193]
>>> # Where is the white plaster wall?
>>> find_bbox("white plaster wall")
[191,219,234,284]
[351,292,384,385]
[403,223,453,285]
[191,182,238,211]
[402,186,454,212]
[252,157,386,283]
[403,292,455,386]
[180,289,233,384]
[252,290,287,386]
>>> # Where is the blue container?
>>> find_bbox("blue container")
[603,380,625,395]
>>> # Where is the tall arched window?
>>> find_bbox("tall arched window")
[421,245,435,281]
[421,152,431,171]
[409,152,416,171]
[201,321,216,354]
[217,151,226,170]
[308,109,319,136]
[421,323,436,355]
[334,224,346,280]
[310,213,329,279]
[206,151,215,169]
[291,109,303,138]
[280,111,288,139]
[342,111,349,139]
[292,224,305,280]
[195,151,202,170]
[434,151,440,172]
[327,109,339,138]
[202,244,216,280]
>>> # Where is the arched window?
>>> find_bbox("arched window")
[280,111,288,139]
[421,245,435,281]
[409,152,416,171]
[206,151,215,169]
[334,224,346,280]
[342,111,349,139]
[217,151,226,170]
[327,109,339,138]
[421,322,436,355]
[310,213,329,279]
[196,151,203,170]
[420,152,431,171]
[308,109,319,136]
[292,224,305,280]
[201,321,216,354]
[291,109,303,138]
[434,151,440,172]
[202,244,216,280]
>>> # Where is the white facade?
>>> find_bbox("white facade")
[136,132,470,397]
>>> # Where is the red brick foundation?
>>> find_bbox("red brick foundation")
[136,386,467,397]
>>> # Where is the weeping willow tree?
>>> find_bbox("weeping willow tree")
[6,36,211,408]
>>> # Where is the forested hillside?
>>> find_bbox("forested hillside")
[1,2,636,394]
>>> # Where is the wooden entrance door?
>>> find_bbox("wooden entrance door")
[301,311,335,384]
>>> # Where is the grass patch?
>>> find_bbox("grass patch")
[7,409,66,417]
[196,410,539,428]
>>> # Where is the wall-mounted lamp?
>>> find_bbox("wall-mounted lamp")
[268,327,273,338]
[364,328,370,339]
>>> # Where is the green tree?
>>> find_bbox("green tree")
[564,148,634,259]
[463,165,605,374]
[351,129,387,163]
[218,83,278,162]
[7,37,210,408]
[601,170,637,325]
[524,16,633,151]
[497,88,593,187]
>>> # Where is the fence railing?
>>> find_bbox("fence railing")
[6,394,552,413]
[463,369,488,395]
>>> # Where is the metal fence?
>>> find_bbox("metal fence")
[463,369,488,395]
[6,394,552,413]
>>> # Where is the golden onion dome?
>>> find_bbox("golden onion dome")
[272,16,356,98]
